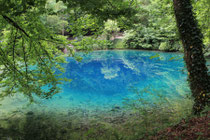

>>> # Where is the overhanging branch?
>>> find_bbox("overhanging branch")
[2,15,30,38]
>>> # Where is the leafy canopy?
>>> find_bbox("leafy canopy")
[0,0,136,101]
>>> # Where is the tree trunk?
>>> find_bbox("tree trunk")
[173,0,210,115]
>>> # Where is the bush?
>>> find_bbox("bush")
[123,26,181,52]
[102,20,120,40]
[72,37,112,50]
[112,39,124,49]
[159,42,168,51]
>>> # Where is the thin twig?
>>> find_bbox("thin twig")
[22,37,28,82]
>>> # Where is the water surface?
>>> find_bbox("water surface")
[0,50,191,117]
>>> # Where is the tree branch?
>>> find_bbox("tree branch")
[2,15,30,38]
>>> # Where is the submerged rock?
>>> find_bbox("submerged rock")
[26,111,34,116]
[111,106,121,112]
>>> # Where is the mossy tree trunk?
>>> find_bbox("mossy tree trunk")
[173,0,210,115]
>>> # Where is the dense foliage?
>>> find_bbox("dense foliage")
[123,0,210,54]
[0,0,136,100]
[0,0,68,101]
[193,0,210,56]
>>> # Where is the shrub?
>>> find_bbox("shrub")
[159,42,168,51]
[124,26,181,51]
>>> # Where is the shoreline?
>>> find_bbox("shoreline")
[75,48,183,54]
[74,48,210,59]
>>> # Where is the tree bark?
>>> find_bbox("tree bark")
[173,0,210,115]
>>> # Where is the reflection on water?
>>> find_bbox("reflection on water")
[0,50,190,117]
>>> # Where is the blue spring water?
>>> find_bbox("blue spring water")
[45,50,190,111]
[0,50,192,115]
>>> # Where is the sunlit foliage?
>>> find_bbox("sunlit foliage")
[0,0,136,100]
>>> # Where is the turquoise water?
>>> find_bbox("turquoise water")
[0,50,191,116]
